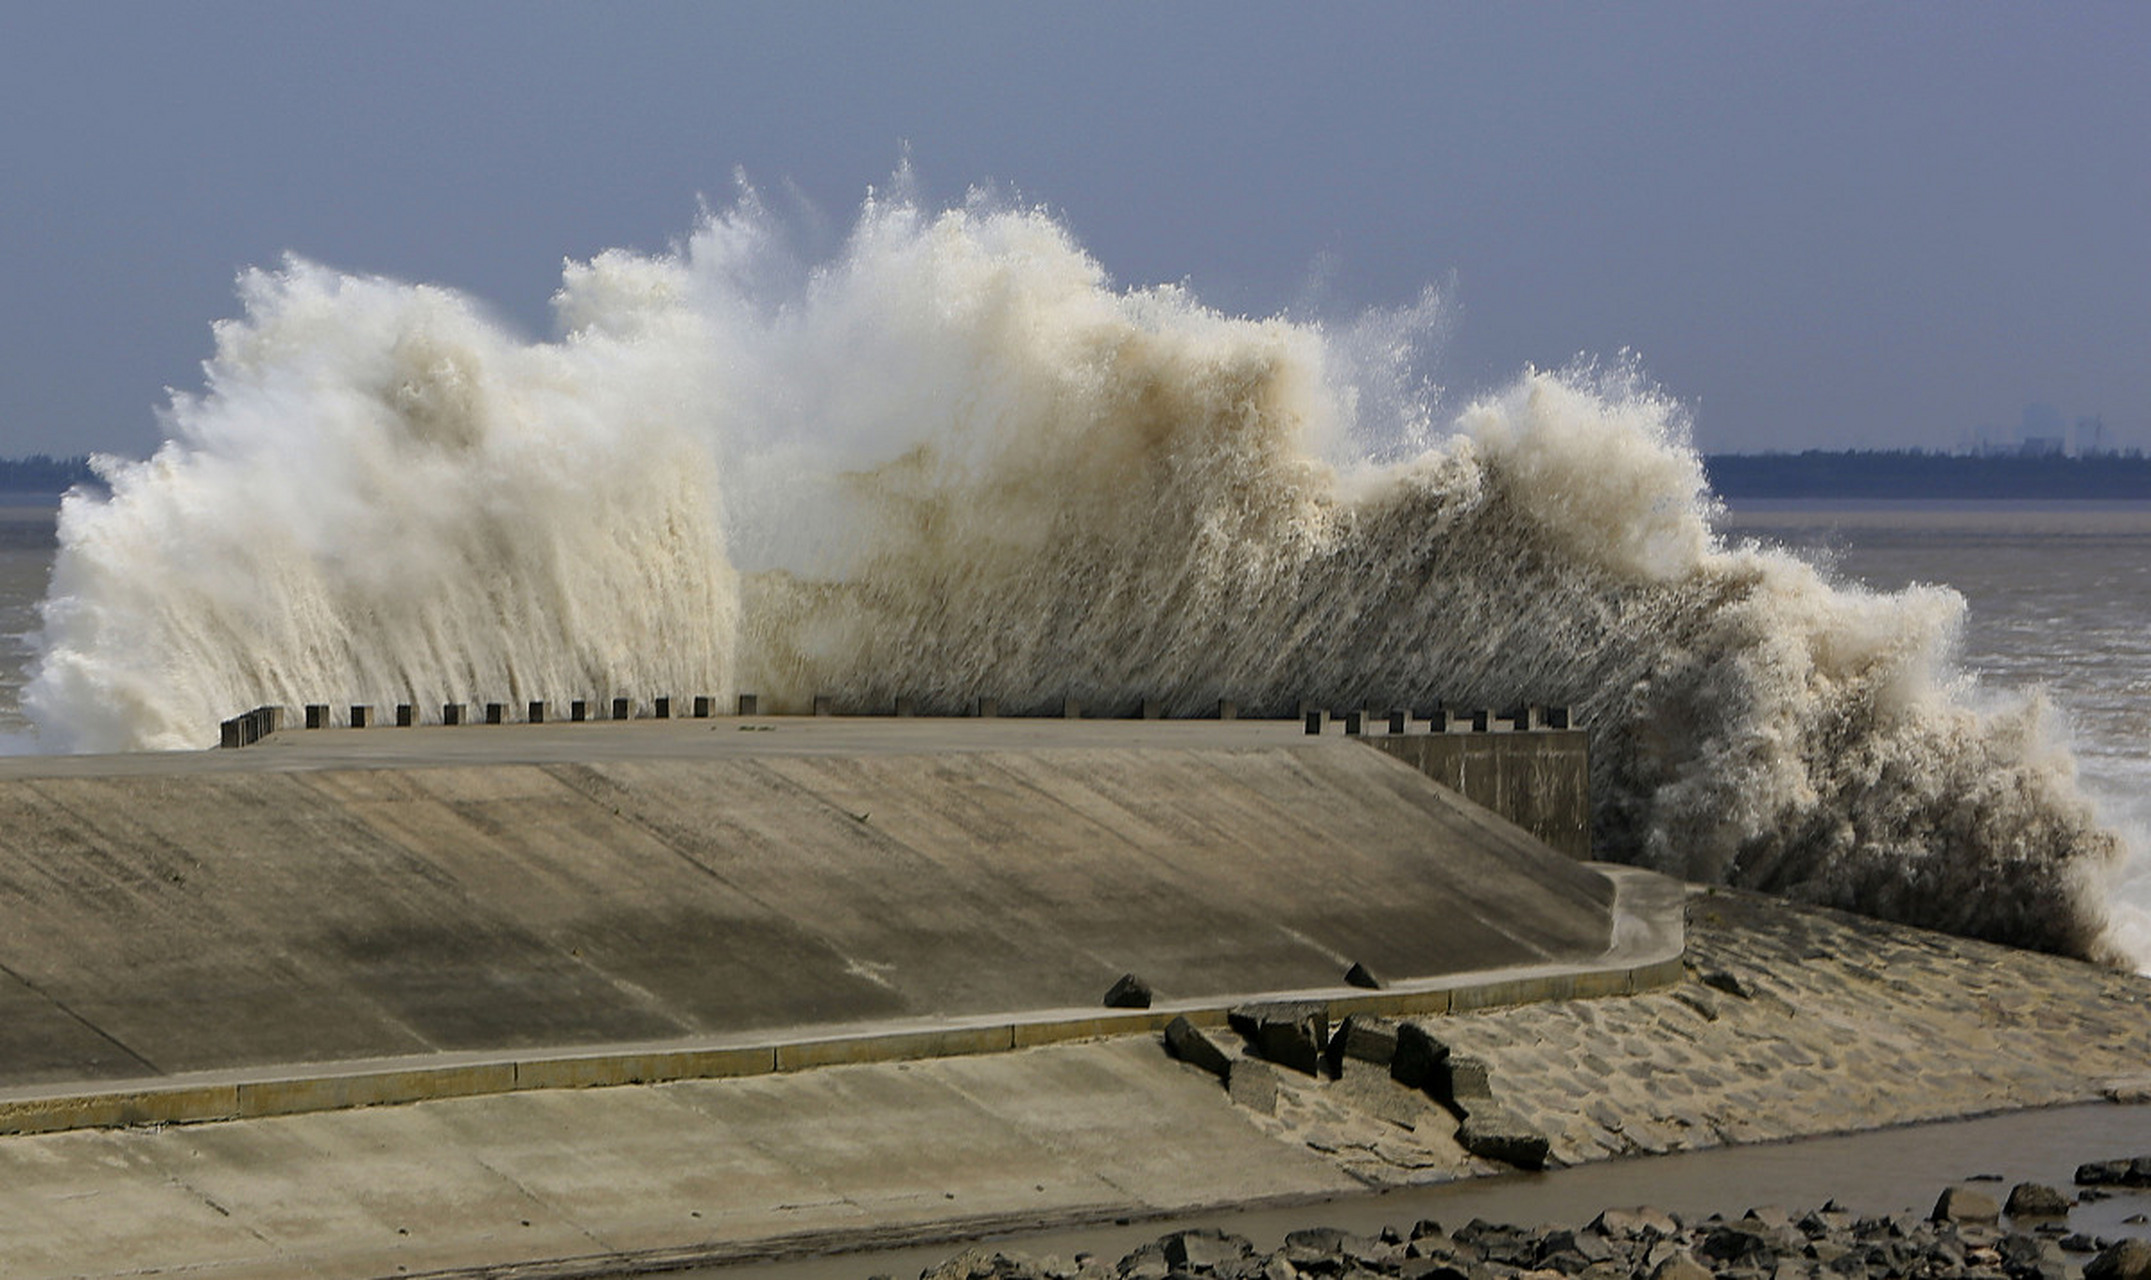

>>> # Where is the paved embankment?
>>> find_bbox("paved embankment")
[4,890,2147,1280]
[0,733,1613,1091]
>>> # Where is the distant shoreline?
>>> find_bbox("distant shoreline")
[8,452,2151,504]
[1704,451,2151,500]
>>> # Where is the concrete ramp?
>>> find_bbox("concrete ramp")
[0,740,1614,1087]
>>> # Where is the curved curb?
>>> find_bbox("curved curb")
[0,866,1684,1139]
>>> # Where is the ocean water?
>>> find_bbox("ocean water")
[2,188,2140,966]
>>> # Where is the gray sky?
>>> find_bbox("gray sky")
[2,2,2146,458]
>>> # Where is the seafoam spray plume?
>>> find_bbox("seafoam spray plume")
[27,258,735,751]
[26,186,2129,962]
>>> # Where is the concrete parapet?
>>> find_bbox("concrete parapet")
[1304,710,1329,735]
[570,700,587,722]
[612,697,631,721]
[1363,729,1592,858]
[348,705,370,729]
[527,701,545,724]
[1342,710,1366,735]
[395,704,414,727]
[484,702,504,725]
[218,706,283,748]
[1386,710,1408,734]
[692,696,711,719]
[304,704,328,729]
[442,703,464,726]
[654,697,671,720]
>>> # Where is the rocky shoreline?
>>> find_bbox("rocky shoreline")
[907,1166,2151,1280]
[886,886,2151,1280]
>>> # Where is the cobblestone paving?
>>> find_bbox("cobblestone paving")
[1236,886,2151,1186]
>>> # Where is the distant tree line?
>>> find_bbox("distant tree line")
[1704,450,2151,500]
[0,455,99,493]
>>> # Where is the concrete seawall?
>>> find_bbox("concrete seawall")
[0,730,1618,1091]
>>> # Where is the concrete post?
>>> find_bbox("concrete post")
[570,700,587,722]
[528,701,545,724]
[485,703,504,725]
[813,695,832,716]
[220,719,242,748]
[893,696,915,717]
[1062,696,1082,719]
[349,706,370,729]
[692,696,711,718]
[1548,705,1572,730]
[1343,710,1365,735]
[396,704,414,727]
[612,697,631,721]
[1470,709,1491,732]
[1304,710,1329,735]
[737,694,759,716]
[973,697,998,718]
[305,704,328,729]
[1139,698,1162,720]
[442,703,464,726]
[1217,699,1237,721]
[651,697,669,720]
[1386,710,1408,735]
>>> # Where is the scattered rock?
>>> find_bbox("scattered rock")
[1390,1021,1449,1090]
[1932,1185,2002,1224]
[1345,962,1383,990]
[1437,1054,1495,1110]
[1164,1016,1232,1080]
[2080,1156,2151,1187]
[1231,1001,1329,1076]
[2005,1182,2074,1219]
[1333,1013,1401,1068]
[2088,1238,2151,1280]
[1229,1059,1279,1114]
[1698,968,1754,999]
[1648,1248,1713,1280]
[1162,1229,1254,1272]
[1103,974,1151,1009]
[1455,1106,1550,1169]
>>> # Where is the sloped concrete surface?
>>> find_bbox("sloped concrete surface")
[0,735,1613,1085]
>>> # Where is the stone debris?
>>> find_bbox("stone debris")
[1230,1001,1330,1076]
[913,1192,2109,1280]
[2008,1183,2077,1219]
[1164,1016,1232,1081]
[1333,1013,1401,1068]
[2080,1159,2151,1189]
[1103,973,1152,1009]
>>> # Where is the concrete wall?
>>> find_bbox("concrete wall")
[1360,730,1590,858]
[0,743,1614,1087]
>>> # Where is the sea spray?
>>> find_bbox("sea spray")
[25,188,2126,961]
[27,259,736,751]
